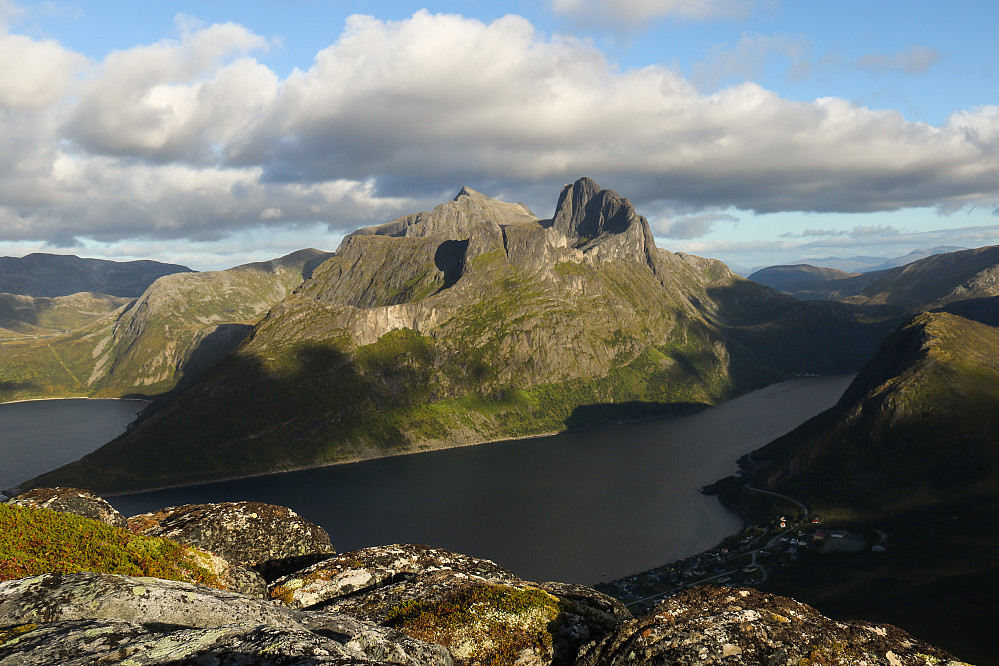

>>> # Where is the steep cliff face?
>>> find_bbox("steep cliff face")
[23,179,887,493]
[0,249,332,402]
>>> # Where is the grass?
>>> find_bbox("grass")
[0,503,221,588]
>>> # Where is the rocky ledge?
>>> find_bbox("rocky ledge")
[0,488,971,665]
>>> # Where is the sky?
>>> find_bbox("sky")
[0,0,998,273]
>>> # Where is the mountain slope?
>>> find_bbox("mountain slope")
[0,292,131,339]
[24,178,888,493]
[747,264,875,301]
[0,249,331,403]
[0,253,191,297]
[739,311,999,663]
[753,310,999,515]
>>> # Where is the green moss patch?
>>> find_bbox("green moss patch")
[385,583,562,666]
[0,503,220,587]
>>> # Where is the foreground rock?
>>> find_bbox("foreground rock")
[8,487,126,528]
[128,501,335,581]
[576,586,965,666]
[0,572,451,666]
[270,544,630,666]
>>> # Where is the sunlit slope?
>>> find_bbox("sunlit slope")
[0,249,330,402]
[755,311,999,517]
[27,179,888,493]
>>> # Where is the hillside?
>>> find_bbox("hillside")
[0,253,191,297]
[0,292,131,339]
[0,249,331,403]
[753,311,999,515]
[738,311,999,662]
[748,264,874,301]
[23,178,891,493]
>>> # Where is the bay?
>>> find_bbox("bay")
[0,398,147,492]
[106,374,854,584]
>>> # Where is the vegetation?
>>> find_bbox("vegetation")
[385,583,562,666]
[0,503,220,587]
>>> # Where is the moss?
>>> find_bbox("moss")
[0,624,37,646]
[385,583,561,666]
[0,504,220,588]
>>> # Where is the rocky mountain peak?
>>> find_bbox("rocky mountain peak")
[550,177,658,267]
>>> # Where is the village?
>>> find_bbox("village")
[594,492,889,614]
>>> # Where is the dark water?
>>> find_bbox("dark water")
[106,374,854,584]
[0,398,147,492]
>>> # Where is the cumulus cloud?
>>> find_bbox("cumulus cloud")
[0,10,998,252]
[855,46,940,75]
[550,0,753,23]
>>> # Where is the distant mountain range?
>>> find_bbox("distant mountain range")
[756,246,966,275]
[0,253,191,297]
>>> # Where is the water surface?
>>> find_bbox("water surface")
[109,374,853,584]
[0,398,146,492]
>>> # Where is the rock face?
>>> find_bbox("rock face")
[269,544,629,666]
[576,586,962,666]
[0,572,452,666]
[8,487,126,528]
[128,501,336,581]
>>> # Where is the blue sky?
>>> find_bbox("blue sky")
[1,0,998,272]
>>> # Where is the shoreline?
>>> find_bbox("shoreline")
[0,396,152,407]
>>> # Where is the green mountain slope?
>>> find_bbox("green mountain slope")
[24,178,889,493]
[753,311,999,516]
[0,249,330,403]
[738,311,999,664]
[0,292,131,339]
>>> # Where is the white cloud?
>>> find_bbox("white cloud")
[551,0,753,23]
[0,10,998,255]
[692,33,807,91]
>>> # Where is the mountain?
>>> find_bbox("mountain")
[0,249,331,403]
[0,292,131,339]
[747,245,999,313]
[774,247,965,274]
[747,264,873,300]
[22,178,890,493]
[736,311,999,662]
[753,311,999,515]
[0,253,191,297]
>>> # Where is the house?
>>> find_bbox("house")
[831,530,848,539]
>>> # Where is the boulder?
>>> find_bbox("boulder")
[269,544,627,666]
[0,572,452,666]
[575,585,964,666]
[127,501,334,581]
[8,487,126,528]
[268,543,519,609]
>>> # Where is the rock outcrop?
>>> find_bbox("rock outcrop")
[7,486,126,528]
[576,586,962,666]
[0,572,452,666]
[128,501,335,581]
[0,494,967,665]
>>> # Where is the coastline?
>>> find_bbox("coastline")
[0,396,152,406]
